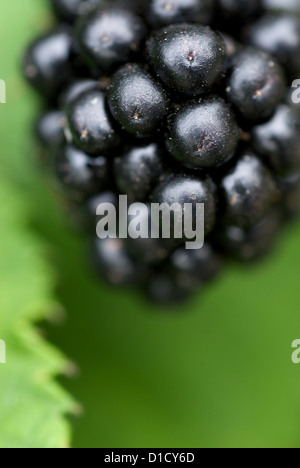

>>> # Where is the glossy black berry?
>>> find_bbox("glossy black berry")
[152,173,217,237]
[167,97,240,169]
[216,0,261,21]
[25,0,300,303]
[55,144,109,196]
[167,243,222,289]
[276,170,300,218]
[221,151,278,229]
[263,0,300,14]
[66,88,121,155]
[146,272,193,304]
[216,210,282,262]
[93,237,148,286]
[76,7,147,72]
[226,48,286,121]
[146,24,226,96]
[23,27,73,97]
[108,64,169,137]
[35,110,65,148]
[247,14,300,77]
[60,79,99,106]
[146,0,213,28]
[251,105,300,174]
[114,143,164,201]
[84,190,119,225]
[125,203,178,264]
[51,0,101,22]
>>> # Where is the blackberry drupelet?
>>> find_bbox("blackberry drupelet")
[114,143,164,201]
[66,88,121,155]
[167,96,240,168]
[146,24,226,96]
[226,48,286,121]
[55,144,109,197]
[25,0,300,304]
[108,64,169,137]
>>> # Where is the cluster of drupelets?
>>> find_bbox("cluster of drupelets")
[23,0,300,304]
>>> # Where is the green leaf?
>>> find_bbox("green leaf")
[2,0,300,449]
[0,175,74,448]
[0,0,74,449]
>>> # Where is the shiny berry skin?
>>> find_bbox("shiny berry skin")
[60,79,99,106]
[251,105,300,174]
[217,210,281,262]
[146,24,226,96]
[93,237,148,286]
[168,243,222,289]
[262,0,300,13]
[146,272,193,304]
[55,144,109,196]
[276,170,300,218]
[125,203,178,264]
[216,0,261,21]
[66,88,121,155]
[85,191,119,225]
[146,0,213,28]
[76,7,147,72]
[108,64,169,137]
[25,0,300,303]
[23,27,73,97]
[114,143,164,201]
[36,110,65,148]
[221,152,278,229]
[247,14,300,77]
[226,48,286,121]
[153,173,217,236]
[167,97,240,169]
[51,0,101,22]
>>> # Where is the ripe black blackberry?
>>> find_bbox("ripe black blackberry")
[24,0,300,304]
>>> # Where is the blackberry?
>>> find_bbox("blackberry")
[55,144,109,197]
[35,110,66,148]
[221,152,278,229]
[108,64,169,137]
[60,79,100,106]
[247,13,300,78]
[152,173,217,237]
[215,210,282,262]
[226,48,286,121]
[93,237,148,286]
[262,0,300,14]
[146,24,226,96]
[167,243,222,289]
[114,143,164,201]
[76,6,147,72]
[23,26,73,97]
[167,96,240,169]
[251,105,300,174]
[24,0,300,304]
[146,0,213,28]
[66,88,121,155]
[125,203,177,264]
[50,0,101,23]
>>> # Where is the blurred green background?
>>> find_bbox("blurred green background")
[1,0,300,449]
